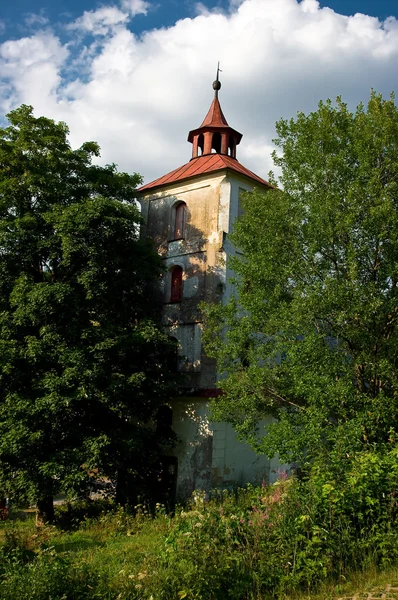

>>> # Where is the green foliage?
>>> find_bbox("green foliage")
[1,465,398,599]
[0,549,96,600]
[0,105,176,514]
[202,91,398,468]
[54,499,116,531]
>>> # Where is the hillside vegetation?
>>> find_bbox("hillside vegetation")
[1,457,398,599]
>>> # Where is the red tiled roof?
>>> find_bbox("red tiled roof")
[200,97,229,127]
[138,154,270,193]
[187,92,242,144]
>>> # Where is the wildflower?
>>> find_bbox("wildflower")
[276,468,288,480]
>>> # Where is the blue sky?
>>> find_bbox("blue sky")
[0,0,397,183]
[322,1,397,20]
[2,0,398,29]
[1,0,397,41]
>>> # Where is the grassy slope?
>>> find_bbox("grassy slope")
[1,469,398,600]
[0,509,398,600]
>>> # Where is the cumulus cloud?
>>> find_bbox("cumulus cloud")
[69,6,130,35]
[24,13,50,28]
[120,0,150,16]
[0,0,397,185]
[0,32,68,113]
[194,3,225,17]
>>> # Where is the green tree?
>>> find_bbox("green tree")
[203,91,398,471]
[0,105,175,522]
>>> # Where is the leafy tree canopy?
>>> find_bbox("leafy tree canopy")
[203,91,398,471]
[0,105,176,520]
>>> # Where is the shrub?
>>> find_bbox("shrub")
[54,498,116,531]
[0,549,96,600]
[0,452,397,599]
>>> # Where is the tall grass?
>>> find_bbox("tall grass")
[0,447,397,599]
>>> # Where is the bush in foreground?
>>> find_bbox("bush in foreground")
[1,448,398,599]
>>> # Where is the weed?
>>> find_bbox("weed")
[0,452,398,599]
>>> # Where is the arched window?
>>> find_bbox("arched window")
[228,136,236,158]
[197,133,204,156]
[170,266,183,303]
[212,132,221,153]
[173,202,186,240]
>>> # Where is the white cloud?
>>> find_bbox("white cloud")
[24,13,50,28]
[0,0,397,185]
[194,3,225,17]
[0,32,68,112]
[120,0,149,16]
[67,0,148,38]
[69,6,130,35]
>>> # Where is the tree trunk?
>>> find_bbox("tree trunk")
[115,467,128,506]
[36,495,55,526]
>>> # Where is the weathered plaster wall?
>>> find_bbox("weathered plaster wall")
[221,176,258,305]
[170,399,213,500]
[139,173,228,389]
[212,416,283,487]
[170,399,280,500]
[139,172,281,499]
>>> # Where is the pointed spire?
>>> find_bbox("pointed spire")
[187,66,242,159]
[200,64,228,127]
[200,96,229,128]
[213,62,222,98]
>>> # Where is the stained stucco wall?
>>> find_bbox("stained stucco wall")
[170,399,281,500]
[138,172,281,499]
[139,173,228,389]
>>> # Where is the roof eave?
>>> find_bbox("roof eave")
[187,126,243,143]
[137,167,229,196]
[137,165,271,196]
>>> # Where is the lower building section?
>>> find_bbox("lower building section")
[168,398,282,502]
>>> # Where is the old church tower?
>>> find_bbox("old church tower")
[137,73,280,500]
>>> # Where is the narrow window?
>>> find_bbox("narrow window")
[198,134,204,156]
[212,132,221,153]
[228,135,236,158]
[170,266,183,303]
[174,202,186,240]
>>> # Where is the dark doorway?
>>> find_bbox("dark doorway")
[156,455,178,510]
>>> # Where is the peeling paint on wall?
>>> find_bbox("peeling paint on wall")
[138,171,281,500]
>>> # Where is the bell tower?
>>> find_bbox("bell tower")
[137,72,279,500]
[188,65,242,159]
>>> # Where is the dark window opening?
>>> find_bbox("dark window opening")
[170,266,183,303]
[228,136,235,157]
[198,133,204,156]
[212,132,221,154]
[173,202,186,240]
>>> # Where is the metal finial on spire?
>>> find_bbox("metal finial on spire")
[212,61,222,97]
